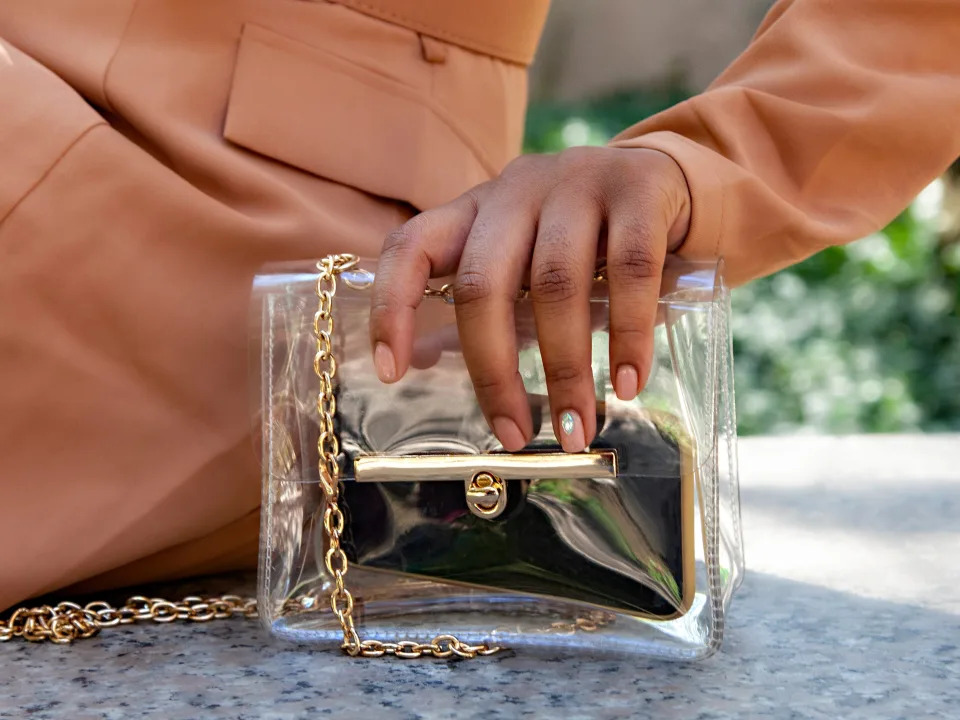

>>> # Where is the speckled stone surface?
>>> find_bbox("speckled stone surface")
[3,435,959,719]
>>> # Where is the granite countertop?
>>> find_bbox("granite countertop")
[3,435,959,719]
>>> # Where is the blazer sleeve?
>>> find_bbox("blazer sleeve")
[0,37,104,225]
[610,0,960,286]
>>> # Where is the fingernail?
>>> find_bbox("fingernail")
[374,342,397,383]
[615,364,639,401]
[492,416,526,451]
[558,409,585,453]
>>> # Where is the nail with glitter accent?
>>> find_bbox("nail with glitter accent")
[558,409,585,453]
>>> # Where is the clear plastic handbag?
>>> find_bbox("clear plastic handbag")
[253,254,743,660]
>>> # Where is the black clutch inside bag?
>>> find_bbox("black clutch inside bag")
[339,407,695,619]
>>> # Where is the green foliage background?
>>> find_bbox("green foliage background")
[525,89,960,435]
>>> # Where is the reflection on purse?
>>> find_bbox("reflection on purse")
[254,254,744,660]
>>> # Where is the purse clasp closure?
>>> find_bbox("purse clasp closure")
[464,472,508,519]
[353,451,618,520]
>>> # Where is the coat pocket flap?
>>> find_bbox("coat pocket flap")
[224,23,492,211]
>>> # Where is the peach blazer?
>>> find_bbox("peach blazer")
[1,0,958,612]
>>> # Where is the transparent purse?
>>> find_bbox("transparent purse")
[253,254,743,660]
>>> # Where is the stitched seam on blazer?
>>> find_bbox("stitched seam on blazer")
[713,150,725,259]
[0,123,108,229]
[333,0,531,65]
[686,98,726,258]
[101,0,140,114]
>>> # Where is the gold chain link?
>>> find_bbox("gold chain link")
[423,265,608,304]
[314,254,500,659]
[0,255,610,654]
[0,595,258,645]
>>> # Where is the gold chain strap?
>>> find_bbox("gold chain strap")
[422,265,608,304]
[314,253,499,659]
[0,254,608,654]
[0,595,258,645]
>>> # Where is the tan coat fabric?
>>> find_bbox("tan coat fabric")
[1,0,958,612]
[0,0,528,610]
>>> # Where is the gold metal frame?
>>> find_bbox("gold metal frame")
[354,450,618,483]
[356,450,619,520]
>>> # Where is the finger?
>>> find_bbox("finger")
[454,187,542,452]
[370,190,481,383]
[606,192,669,401]
[529,189,602,453]
[408,299,544,372]
[409,324,459,370]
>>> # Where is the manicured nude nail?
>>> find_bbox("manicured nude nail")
[615,364,639,401]
[492,416,526,451]
[374,342,397,383]
[558,409,585,453]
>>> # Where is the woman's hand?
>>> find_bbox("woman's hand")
[369,146,691,453]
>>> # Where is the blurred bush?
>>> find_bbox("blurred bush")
[525,89,960,435]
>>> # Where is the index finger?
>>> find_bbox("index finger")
[370,191,480,383]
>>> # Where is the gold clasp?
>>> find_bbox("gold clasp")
[465,472,508,519]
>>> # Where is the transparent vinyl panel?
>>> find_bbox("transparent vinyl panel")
[253,257,742,660]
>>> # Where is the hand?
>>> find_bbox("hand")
[369,146,691,453]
